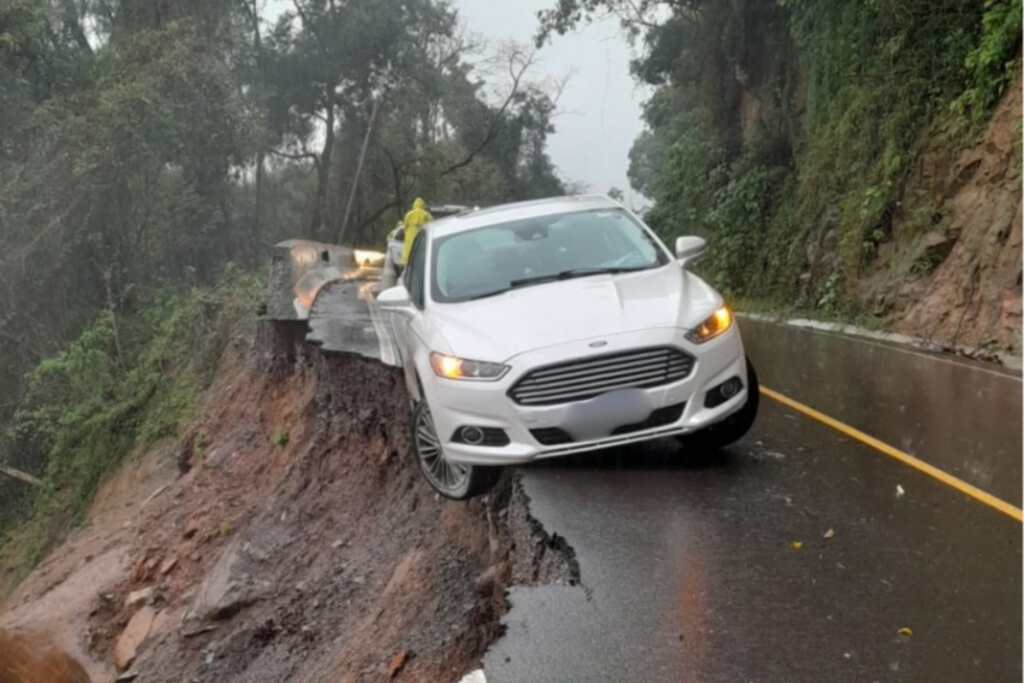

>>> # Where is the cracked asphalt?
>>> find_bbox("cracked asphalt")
[482,319,1021,683]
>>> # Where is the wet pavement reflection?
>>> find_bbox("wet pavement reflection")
[741,318,1023,506]
[486,400,1021,682]
[483,322,1021,683]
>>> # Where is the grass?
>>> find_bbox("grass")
[271,428,290,448]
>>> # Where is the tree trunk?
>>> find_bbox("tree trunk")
[310,95,336,238]
[250,0,265,266]
[254,149,265,266]
[0,464,42,487]
[338,96,380,245]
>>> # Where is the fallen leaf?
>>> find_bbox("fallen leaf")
[388,650,409,678]
[824,528,835,540]
[896,484,905,498]
[898,627,913,637]
[843,652,852,660]
[791,541,803,550]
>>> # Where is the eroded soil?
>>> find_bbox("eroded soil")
[1,321,574,683]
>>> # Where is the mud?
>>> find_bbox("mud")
[1,320,574,683]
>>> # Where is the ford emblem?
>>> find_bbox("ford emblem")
[589,341,608,348]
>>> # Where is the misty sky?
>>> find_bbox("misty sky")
[455,1,649,208]
[264,1,649,207]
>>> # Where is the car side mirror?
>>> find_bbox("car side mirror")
[675,236,707,269]
[377,285,412,308]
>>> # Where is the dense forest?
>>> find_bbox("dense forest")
[540,0,1021,340]
[0,0,567,416]
[0,0,567,560]
[1,0,1021,571]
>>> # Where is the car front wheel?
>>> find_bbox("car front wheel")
[678,356,760,452]
[411,401,502,500]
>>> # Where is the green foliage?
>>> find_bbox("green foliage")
[953,0,1023,129]
[271,428,290,448]
[0,272,264,581]
[1,0,567,437]
[600,0,1019,313]
[704,160,788,295]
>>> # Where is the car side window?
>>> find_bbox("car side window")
[405,232,427,309]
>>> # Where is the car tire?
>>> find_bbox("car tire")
[679,356,760,452]
[411,401,502,500]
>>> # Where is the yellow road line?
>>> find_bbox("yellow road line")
[760,385,1024,523]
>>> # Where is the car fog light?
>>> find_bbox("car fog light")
[704,376,744,408]
[460,426,485,445]
[720,378,741,399]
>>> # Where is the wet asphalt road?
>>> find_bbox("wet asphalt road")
[483,319,1022,683]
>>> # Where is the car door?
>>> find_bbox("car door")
[395,231,429,397]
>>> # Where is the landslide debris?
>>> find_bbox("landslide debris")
[1,320,576,683]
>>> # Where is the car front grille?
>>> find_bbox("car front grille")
[509,347,694,406]
[530,427,574,446]
[610,402,686,435]
[530,402,686,446]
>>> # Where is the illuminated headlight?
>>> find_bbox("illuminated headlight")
[686,306,733,344]
[429,352,509,381]
[353,249,385,267]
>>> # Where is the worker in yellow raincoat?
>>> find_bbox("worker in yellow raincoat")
[400,197,433,266]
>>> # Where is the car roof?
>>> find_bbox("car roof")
[427,195,624,239]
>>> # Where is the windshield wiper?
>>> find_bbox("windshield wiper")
[458,266,651,302]
[464,288,512,301]
[509,266,650,289]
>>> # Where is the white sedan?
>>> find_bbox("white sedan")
[378,196,759,499]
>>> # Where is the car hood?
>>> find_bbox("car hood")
[427,265,722,362]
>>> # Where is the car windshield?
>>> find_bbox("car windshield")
[431,208,669,303]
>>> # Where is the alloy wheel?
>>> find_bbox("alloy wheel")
[414,403,468,494]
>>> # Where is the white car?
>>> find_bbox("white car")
[378,196,759,499]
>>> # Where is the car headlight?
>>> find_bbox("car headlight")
[686,306,733,344]
[429,352,509,381]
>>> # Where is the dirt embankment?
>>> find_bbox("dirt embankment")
[860,74,1023,358]
[0,321,576,682]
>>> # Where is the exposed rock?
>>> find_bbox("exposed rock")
[125,587,154,608]
[885,74,1023,355]
[159,557,178,575]
[183,518,200,539]
[191,540,265,621]
[114,606,156,671]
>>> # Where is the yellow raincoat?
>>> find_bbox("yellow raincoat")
[400,197,433,265]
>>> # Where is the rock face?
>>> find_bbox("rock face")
[113,607,156,672]
[861,74,1023,357]
[191,539,265,621]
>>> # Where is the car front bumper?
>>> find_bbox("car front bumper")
[423,325,749,466]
